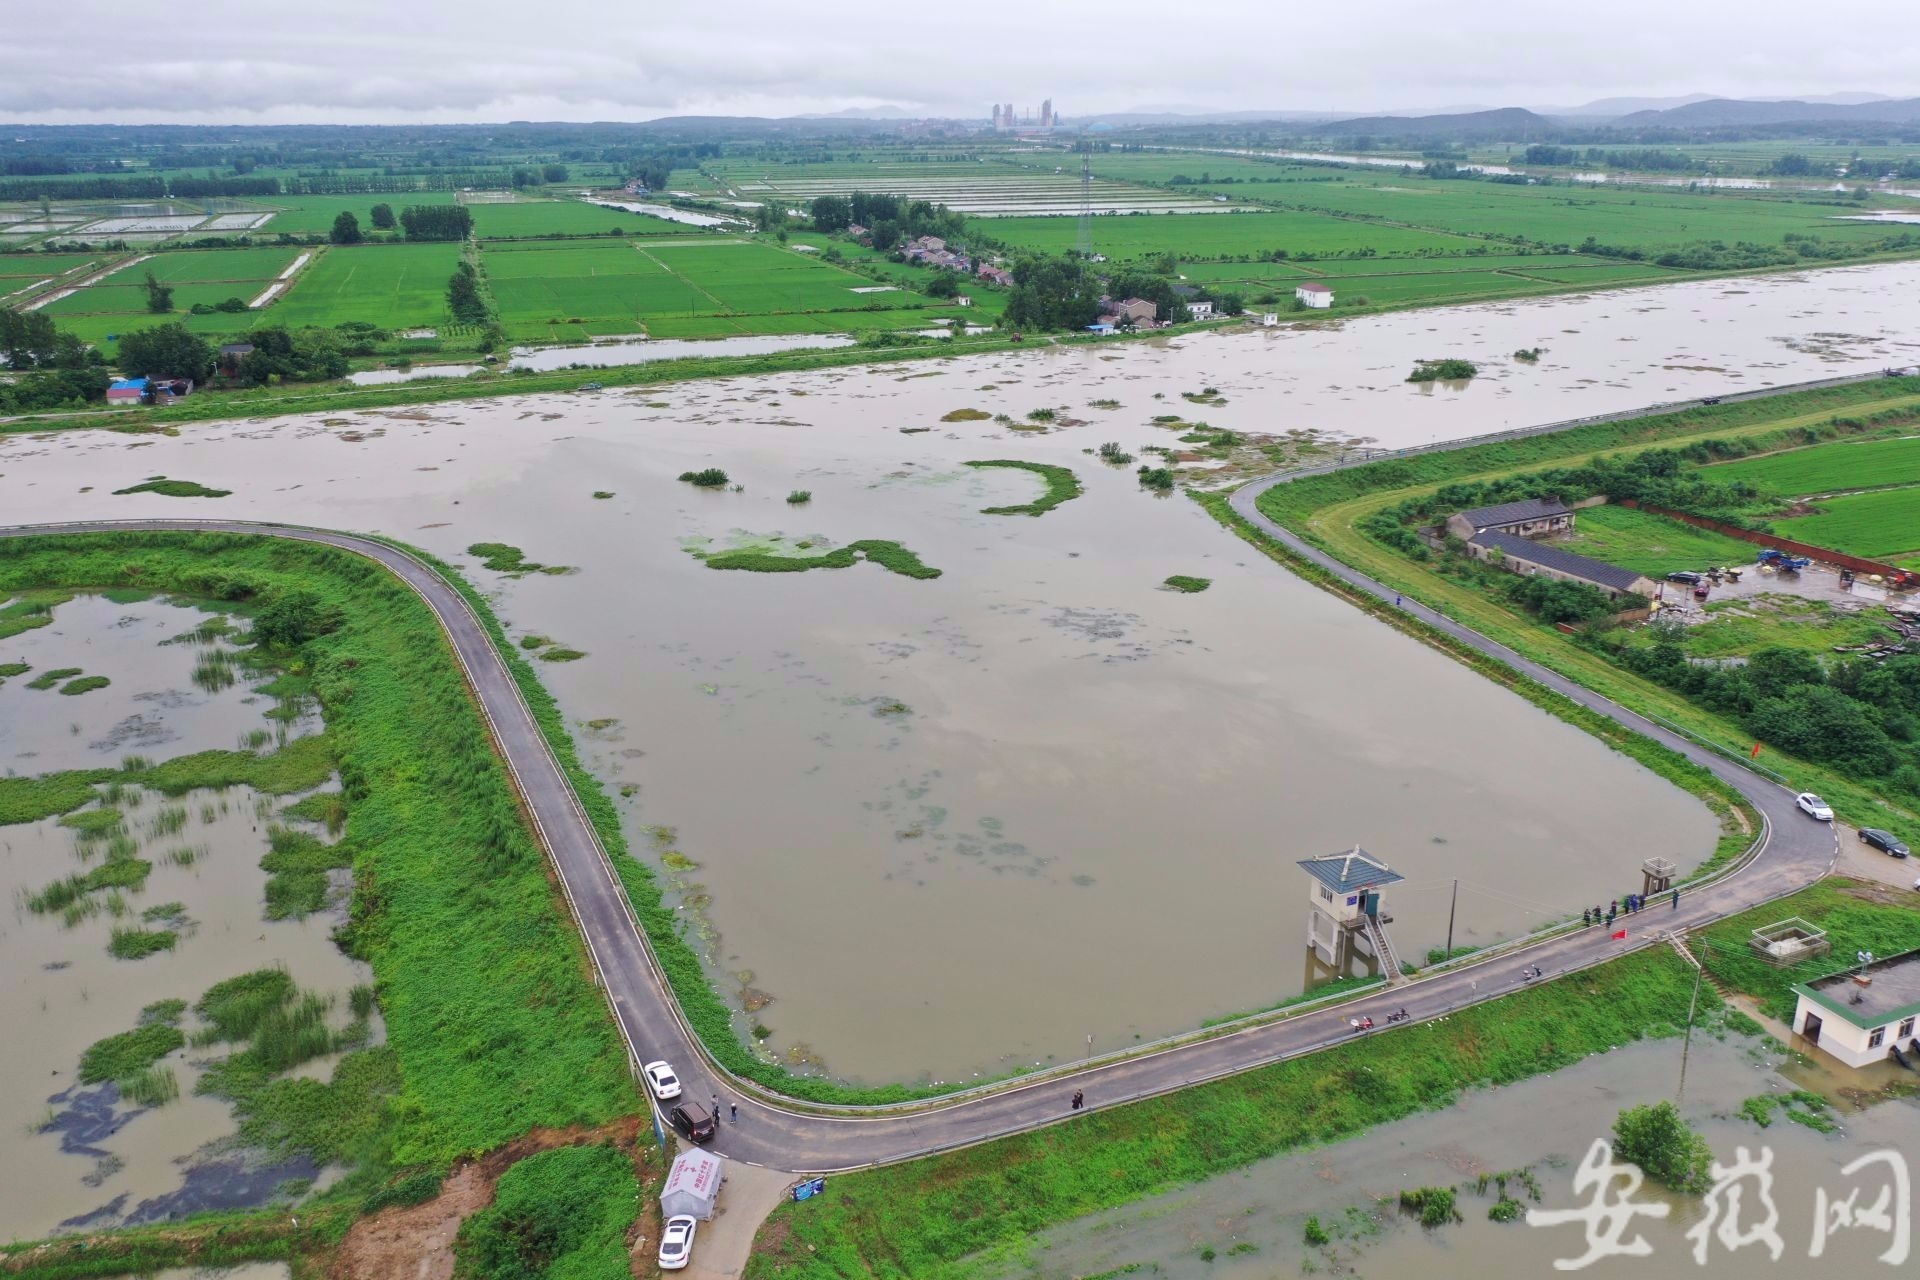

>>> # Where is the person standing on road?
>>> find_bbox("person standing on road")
[1395,595,1403,607]
[730,1100,739,1121]
[1672,888,1680,910]
[711,1093,721,1124]
[1071,1089,1084,1112]
[1583,908,1591,927]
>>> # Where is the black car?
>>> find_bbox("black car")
[1667,571,1703,585]
[669,1100,716,1143]
[1860,828,1911,858]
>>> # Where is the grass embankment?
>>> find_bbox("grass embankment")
[1248,378,1920,837]
[1195,492,1757,881]
[747,948,1713,1280]
[0,534,636,1173]
[700,539,942,579]
[963,460,1083,516]
[454,1144,639,1280]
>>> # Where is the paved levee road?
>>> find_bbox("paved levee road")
[0,516,1838,1174]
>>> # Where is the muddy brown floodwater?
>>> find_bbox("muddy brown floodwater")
[0,596,368,1243]
[5,262,1919,1087]
[977,1030,1920,1279]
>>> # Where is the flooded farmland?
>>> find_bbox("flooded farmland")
[0,596,367,1242]
[975,1028,1920,1279]
[6,262,1920,1088]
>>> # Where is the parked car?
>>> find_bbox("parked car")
[659,1215,698,1271]
[1667,571,1703,585]
[1796,793,1834,821]
[669,1100,716,1143]
[642,1060,682,1101]
[1701,396,1723,405]
[1860,828,1911,858]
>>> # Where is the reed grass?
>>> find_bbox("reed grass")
[963,459,1083,516]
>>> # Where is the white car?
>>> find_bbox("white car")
[642,1060,682,1101]
[1795,793,1834,821]
[659,1214,697,1271]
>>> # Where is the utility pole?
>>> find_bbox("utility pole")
[1676,961,1704,1103]
[1445,878,1458,960]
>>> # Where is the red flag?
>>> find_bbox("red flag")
[1612,928,1628,941]
[1750,741,1763,759]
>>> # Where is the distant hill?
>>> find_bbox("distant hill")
[1313,107,1562,142]
[1617,97,1920,126]
[1544,93,1717,118]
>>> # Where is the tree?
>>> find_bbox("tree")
[447,263,489,324]
[253,589,338,648]
[1612,1101,1711,1194]
[541,164,568,183]
[116,322,215,383]
[329,211,363,245]
[142,269,174,313]
[868,221,901,252]
[809,195,852,231]
[0,307,60,368]
[923,273,960,298]
[369,203,396,230]
[399,205,473,242]
[1002,255,1101,332]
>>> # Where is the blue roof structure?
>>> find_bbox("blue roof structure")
[108,378,148,392]
[1297,847,1404,895]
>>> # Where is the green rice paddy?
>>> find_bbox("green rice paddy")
[269,242,465,330]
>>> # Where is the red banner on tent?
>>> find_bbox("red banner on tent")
[1611,928,1628,941]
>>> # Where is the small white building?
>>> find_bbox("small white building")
[1295,281,1333,309]
[1791,947,1920,1069]
[1258,313,1279,327]
[1187,300,1215,319]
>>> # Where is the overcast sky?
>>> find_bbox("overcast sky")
[5,1,1919,125]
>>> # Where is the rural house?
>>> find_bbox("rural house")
[976,263,1014,287]
[1445,497,1575,541]
[1109,297,1157,324]
[1295,281,1334,308]
[1467,529,1655,600]
[1791,947,1920,1069]
[106,377,193,406]
[1187,300,1215,319]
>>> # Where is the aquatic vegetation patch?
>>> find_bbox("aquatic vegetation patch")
[537,647,588,662]
[678,467,731,487]
[58,673,111,695]
[591,490,615,499]
[1,590,72,641]
[465,541,574,576]
[26,666,84,690]
[27,857,152,913]
[112,475,234,498]
[108,926,180,960]
[787,489,813,504]
[260,823,354,919]
[941,407,992,422]
[0,660,30,681]
[281,789,349,836]
[79,1016,186,1085]
[964,459,1083,516]
[1406,358,1479,383]
[1137,466,1176,491]
[699,538,943,579]
[1163,575,1212,593]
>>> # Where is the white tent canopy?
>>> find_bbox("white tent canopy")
[661,1148,726,1221]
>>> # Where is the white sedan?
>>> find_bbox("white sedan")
[1795,793,1834,821]
[659,1215,697,1271]
[642,1060,683,1101]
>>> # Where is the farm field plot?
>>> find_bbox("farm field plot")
[0,252,104,278]
[269,241,464,329]
[1267,178,1898,254]
[1500,263,1688,284]
[96,246,299,285]
[1703,435,1920,495]
[1771,486,1920,560]
[256,192,461,234]
[470,200,701,239]
[981,209,1477,260]
[1557,504,1759,577]
[714,157,1231,216]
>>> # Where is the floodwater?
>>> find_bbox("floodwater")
[7,262,1920,1085]
[0,594,317,775]
[977,1028,1920,1278]
[588,200,745,228]
[0,596,367,1243]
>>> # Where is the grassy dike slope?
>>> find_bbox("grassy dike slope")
[1252,378,1920,833]
[0,533,636,1165]
[748,949,1711,1279]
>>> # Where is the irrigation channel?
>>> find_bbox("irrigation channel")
[0,468,1843,1171]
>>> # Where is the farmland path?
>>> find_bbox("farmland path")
[0,514,1838,1175]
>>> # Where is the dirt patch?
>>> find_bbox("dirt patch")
[331,1117,645,1280]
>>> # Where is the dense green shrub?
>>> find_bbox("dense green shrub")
[455,1144,637,1280]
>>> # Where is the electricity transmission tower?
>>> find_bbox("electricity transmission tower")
[1075,148,1093,259]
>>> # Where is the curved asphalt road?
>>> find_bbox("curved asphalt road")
[0,516,1838,1174]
